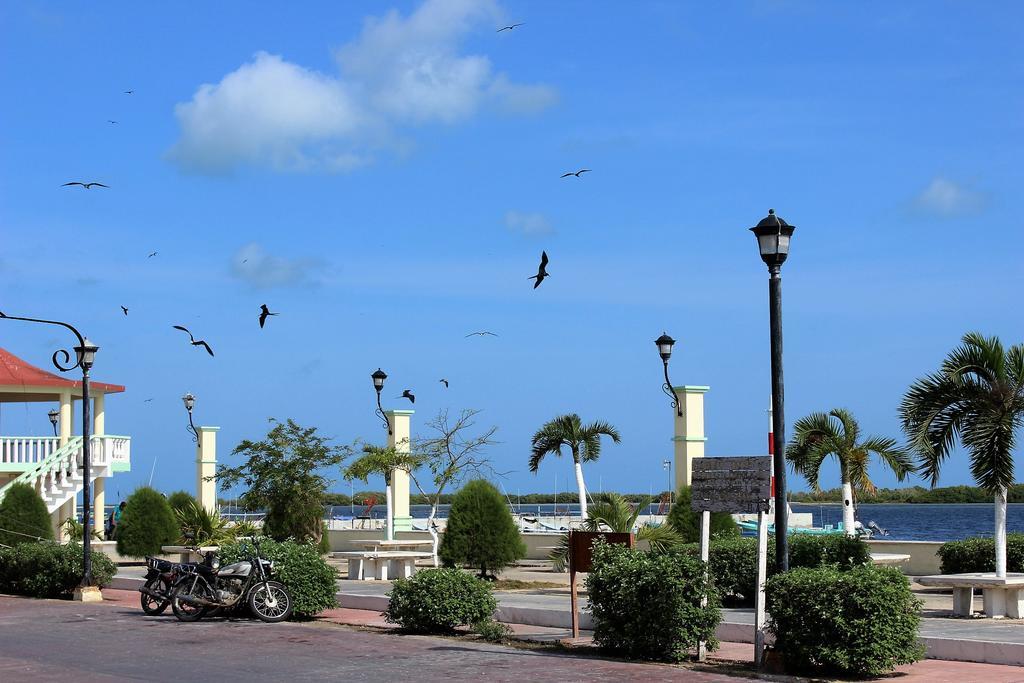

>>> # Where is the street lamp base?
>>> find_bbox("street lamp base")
[72,585,103,603]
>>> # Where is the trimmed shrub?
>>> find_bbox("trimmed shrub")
[167,490,198,516]
[0,543,116,598]
[385,568,497,633]
[788,533,871,570]
[115,487,179,558]
[0,482,54,546]
[439,479,526,577]
[766,565,924,677]
[587,541,720,662]
[667,485,739,542]
[218,537,337,617]
[938,534,1024,574]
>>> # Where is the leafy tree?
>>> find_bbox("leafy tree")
[439,479,526,578]
[344,443,425,540]
[667,485,739,543]
[0,482,54,546]
[901,332,1024,577]
[116,487,178,558]
[530,413,621,518]
[219,419,351,546]
[788,409,914,536]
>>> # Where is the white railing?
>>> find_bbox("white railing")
[0,436,60,466]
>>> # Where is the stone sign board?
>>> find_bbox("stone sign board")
[690,456,771,514]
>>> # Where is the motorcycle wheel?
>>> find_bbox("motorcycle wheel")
[140,577,170,615]
[248,581,293,623]
[171,578,214,623]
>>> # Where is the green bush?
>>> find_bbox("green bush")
[788,533,871,570]
[474,619,514,642]
[385,568,496,633]
[439,479,526,577]
[0,542,116,598]
[667,486,739,542]
[0,482,54,546]
[173,500,235,546]
[938,534,1024,574]
[166,490,198,516]
[218,537,337,617]
[766,565,924,677]
[587,541,720,662]
[115,487,179,558]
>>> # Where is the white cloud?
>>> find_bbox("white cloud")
[504,210,553,236]
[230,243,323,289]
[914,177,984,216]
[169,0,554,173]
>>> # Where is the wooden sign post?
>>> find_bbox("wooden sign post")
[691,456,771,666]
[567,531,634,639]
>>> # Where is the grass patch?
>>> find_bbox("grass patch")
[491,579,566,591]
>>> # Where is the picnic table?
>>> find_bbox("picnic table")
[918,572,1024,618]
[351,539,435,552]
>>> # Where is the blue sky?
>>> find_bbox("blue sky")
[1,1,1022,501]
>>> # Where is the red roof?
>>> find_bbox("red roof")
[0,347,125,394]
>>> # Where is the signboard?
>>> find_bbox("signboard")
[567,531,634,638]
[691,456,771,514]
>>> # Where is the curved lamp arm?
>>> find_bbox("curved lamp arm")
[0,312,85,372]
[661,360,683,418]
[375,393,392,435]
[186,412,199,443]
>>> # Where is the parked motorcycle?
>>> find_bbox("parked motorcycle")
[170,539,293,623]
[139,551,217,615]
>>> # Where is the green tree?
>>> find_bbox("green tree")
[218,419,351,546]
[116,487,179,558]
[667,485,739,543]
[344,443,425,541]
[0,482,54,546]
[439,479,526,578]
[788,408,914,536]
[530,413,621,518]
[901,332,1024,577]
[167,490,198,516]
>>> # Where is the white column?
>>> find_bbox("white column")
[59,391,72,446]
[93,476,105,535]
[196,426,219,513]
[387,410,414,532]
[93,393,105,436]
[673,386,709,489]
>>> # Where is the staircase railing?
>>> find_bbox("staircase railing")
[0,437,82,504]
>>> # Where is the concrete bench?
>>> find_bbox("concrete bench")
[334,551,434,581]
[918,573,1024,618]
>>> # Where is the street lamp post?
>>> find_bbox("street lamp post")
[750,209,795,573]
[655,333,682,417]
[182,393,198,441]
[662,459,673,507]
[48,408,60,437]
[371,369,391,435]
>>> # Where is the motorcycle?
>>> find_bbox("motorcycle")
[170,539,293,623]
[138,551,218,616]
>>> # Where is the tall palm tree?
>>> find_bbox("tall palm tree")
[344,443,424,541]
[530,414,621,518]
[788,408,914,536]
[901,332,1024,577]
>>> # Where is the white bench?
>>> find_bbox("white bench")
[918,572,1024,618]
[334,551,433,581]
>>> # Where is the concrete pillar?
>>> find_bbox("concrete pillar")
[93,393,105,436]
[93,476,105,535]
[196,426,219,513]
[387,410,414,531]
[672,386,709,489]
[58,391,72,446]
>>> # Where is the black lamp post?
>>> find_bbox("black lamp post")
[655,333,682,417]
[750,209,795,573]
[371,369,391,435]
[182,393,198,442]
[48,408,59,437]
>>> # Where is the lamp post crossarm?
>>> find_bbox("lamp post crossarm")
[661,361,683,417]
[0,312,86,372]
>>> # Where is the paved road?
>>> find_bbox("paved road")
[0,596,741,683]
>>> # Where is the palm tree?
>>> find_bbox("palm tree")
[787,408,914,536]
[549,493,682,571]
[344,443,424,541]
[901,332,1024,577]
[530,414,621,518]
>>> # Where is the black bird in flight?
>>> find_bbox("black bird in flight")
[399,390,415,404]
[172,325,215,357]
[108,120,118,124]
[465,331,498,338]
[497,22,524,32]
[147,251,157,258]
[439,379,449,388]
[123,90,134,95]
[560,169,591,178]
[529,251,549,289]
[120,306,128,316]
[143,398,154,403]
[258,304,278,329]
[62,182,109,190]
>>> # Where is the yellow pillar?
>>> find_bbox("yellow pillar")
[673,386,709,489]
[93,393,105,436]
[196,426,219,513]
[59,391,72,446]
[387,410,414,531]
[93,476,105,535]
[53,391,74,538]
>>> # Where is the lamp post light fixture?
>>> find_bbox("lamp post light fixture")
[182,392,198,442]
[750,208,795,573]
[655,333,683,417]
[48,408,60,437]
[371,368,391,435]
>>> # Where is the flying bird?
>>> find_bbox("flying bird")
[120,306,128,316]
[529,251,549,289]
[399,390,415,404]
[147,251,157,258]
[62,182,109,190]
[107,120,118,124]
[439,379,449,388]
[258,304,278,329]
[465,331,498,338]
[497,22,524,32]
[172,325,215,357]
[143,398,154,403]
[560,169,591,178]
[123,90,134,95]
